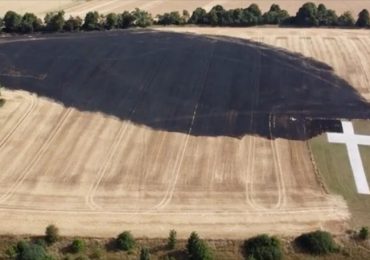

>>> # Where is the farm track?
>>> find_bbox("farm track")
[0,28,368,238]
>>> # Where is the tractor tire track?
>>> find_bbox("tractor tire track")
[0,108,73,203]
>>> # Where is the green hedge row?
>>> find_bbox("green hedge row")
[0,2,369,34]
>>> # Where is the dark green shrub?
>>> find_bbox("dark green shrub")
[140,247,150,260]
[295,230,338,255]
[244,234,282,260]
[167,229,177,249]
[7,240,53,260]
[45,224,59,244]
[359,226,369,240]
[116,231,135,251]
[71,239,86,253]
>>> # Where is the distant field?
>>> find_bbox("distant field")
[0,0,369,17]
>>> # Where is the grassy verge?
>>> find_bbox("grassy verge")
[0,234,370,260]
[309,132,370,227]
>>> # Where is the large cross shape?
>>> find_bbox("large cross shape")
[327,121,370,195]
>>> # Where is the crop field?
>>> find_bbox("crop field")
[0,28,369,238]
[0,0,369,17]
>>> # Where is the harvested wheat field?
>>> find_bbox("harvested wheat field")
[0,28,370,238]
[0,0,370,17]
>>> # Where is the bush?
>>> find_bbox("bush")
[140,247,150,260]
[71,239,86,253]
[7,240,53,260]
[359,226,369,240]
[295,230,338,255]
[244,234,282,260]
[116,231,135,251]
[45,224,59,244]
[168,229,177,249]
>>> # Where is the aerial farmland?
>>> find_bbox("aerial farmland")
[1,1,370,259]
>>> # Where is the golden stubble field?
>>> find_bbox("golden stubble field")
[0,0,369,17]
[1,27,370,238]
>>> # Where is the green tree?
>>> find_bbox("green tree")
[187,232,200,255]
[44,11,65,32]
[132,8,153,27]
[116,231,135,251]
[187,232,213,260]
[157,11,184,25]
[244,234,282,260]
[167,229,177,249]
[359,226,369,240]
[71,239,85,253]
[140,247,150,260]
[20,13,42,33]
[3,11,22,32]
[64,16,82,31]
[295,230,338,255]
[105,13,118,29]
[338,11,355,26]
[182,10,190,23]
[45,224,59,244]
[83,11,100,30]
[317,4,338,26]
[356,9,370,27]
[295,2,319,26]
[189,7,208,24]
[246,3,262,23]
[118,11,135,28]
[262,4,290,24]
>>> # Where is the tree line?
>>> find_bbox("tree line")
[0,2,369,34]
[4,224,369,260]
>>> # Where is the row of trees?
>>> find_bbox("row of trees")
[5,224,370,259]
[0,8,153,33]
[0,2,369,33]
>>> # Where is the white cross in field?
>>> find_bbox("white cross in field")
[327,121,370,195]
